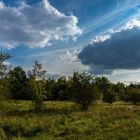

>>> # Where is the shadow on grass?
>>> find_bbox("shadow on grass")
[3,105,80,117]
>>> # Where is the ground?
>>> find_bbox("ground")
[0,101,140,140]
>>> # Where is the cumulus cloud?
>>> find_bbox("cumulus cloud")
[60,48,81,62]
[0,1,4,9]
[22,47,90,77]
[91,34,111,44]
[0,0,82,49]
[78,18,140,74]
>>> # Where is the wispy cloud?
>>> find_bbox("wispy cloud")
[19,47,89,76]
[84,0,140,35]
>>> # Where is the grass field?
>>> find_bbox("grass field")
[0,101,140,140]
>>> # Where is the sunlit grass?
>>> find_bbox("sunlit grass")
[0,101,140,140]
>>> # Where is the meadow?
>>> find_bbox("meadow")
[0,101,140,140]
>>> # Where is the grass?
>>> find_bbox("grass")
[0,100,140,140]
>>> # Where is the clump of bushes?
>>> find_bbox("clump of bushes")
[103,90,117,104]
[2,51,140,114]
[124,88,140,105]
[68,72,98,111]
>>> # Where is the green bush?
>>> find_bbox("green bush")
[68,72,97,111]
[102,83,117,104]
[103,90,117,104]
[125,88,140,105]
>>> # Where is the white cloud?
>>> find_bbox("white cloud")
[60,48,81,63]
[91,34,111,44]
[22,47,90,76]
[0,1,4,9]
[0,0,82,49]
[110,18,140,33]
[124,18,140,30]
[90,18,140,45]
[108,69,140,84]
[42,48,89,75]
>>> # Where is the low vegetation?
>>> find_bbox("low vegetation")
[0,101,140,140]
[1,52,140,139]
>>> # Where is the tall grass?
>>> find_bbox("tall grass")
[0,101,140,140]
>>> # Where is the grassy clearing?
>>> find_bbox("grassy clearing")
[0,101,140,140]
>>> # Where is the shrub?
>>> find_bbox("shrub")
[103,90,117,104]
[28,61,46,112]
[102,84,117,104]
[125,88,140,105]
[8,66,28,100]
[68,72,97,111]
[114,82,125,101]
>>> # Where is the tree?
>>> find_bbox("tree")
[0,77,10,100]
[125,88,140,105]
[0,52,11,99]
[52,77,68,101]
[68,72,97,111]
[0,52,11,79]
[95,76,110,99]
[28,61,46,111]
[45,79,55,100]
[114,82,125,101]
[8,66,28,100]
[102,83,117,104]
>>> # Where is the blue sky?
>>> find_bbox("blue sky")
[1,0,140,83]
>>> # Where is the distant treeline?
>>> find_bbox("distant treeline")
[1,52,140,111]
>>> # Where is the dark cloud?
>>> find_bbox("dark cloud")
[78,27,140,74]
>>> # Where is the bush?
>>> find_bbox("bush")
[68,72,97,111]
[0,79,10,100]
[103,90,117,104]
[114,82,125,101]
[102,83,117,104]
[8,67,28,100]
[28,61,46,112]
[125,88,140,105]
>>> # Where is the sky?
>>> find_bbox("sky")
[1,0,140,83]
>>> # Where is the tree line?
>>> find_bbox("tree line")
[1,52,140,111]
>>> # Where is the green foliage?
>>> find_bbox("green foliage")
[68,72,97,111]
[56,77,68,100]
[95,76,111,99]
[8,66,28,100]
[28,61,46,111]
[114,82,125,100]
[125,88,140,105]
[45,79,55,100]
[45,77,69,101]
[52,77,69,101]
[0,52,11,79]
[0,78,10,100]
[103,87,117,104]
[0,52,11,99]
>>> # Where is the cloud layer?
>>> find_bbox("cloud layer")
[0,0,82,49]
[78,19,140,74]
